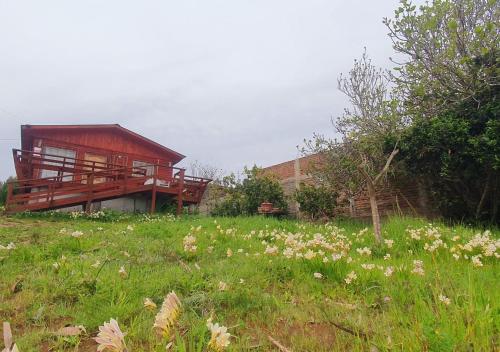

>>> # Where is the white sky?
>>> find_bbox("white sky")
[0,0,411,180]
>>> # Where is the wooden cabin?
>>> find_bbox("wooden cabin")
[5,124,211,214]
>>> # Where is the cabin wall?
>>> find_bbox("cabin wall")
[28,130,172,161]
[27,130,177,180]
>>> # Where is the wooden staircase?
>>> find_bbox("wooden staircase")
[5,149,211,214]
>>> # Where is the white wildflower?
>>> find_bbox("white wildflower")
[207,318,231,351]
[264,245,278,256]
[153,292,182,337]
[331,253,342,261]
[0,242,16,250]
[218,281,228,291]
[94,318,128,352]
[283,247,294,259]
[71,231,84,238]
[183,235,197,253]
[411,260,425,276]
[361,263,375,270]
[2,322,20,352]
[143,298,157,311]
[313,272,323,279]
[344,271,357,284]
[356,247,372,256]
[438,294,451,306]
[118,266,127,278]
[384,266,394,277]
[471,255,483,267]
[384,239,394,248]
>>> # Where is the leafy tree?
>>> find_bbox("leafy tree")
[386,0,500,223]
[211,166,287,216]
[294,183,337,220]
[400,93,499,222]
[384,0,499,117]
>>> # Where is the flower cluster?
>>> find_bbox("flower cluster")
[411,260,425,276]
[461,231,499,258]
[344,271,357,284]
[183,235,197,253]
[253,226,352,263]
[264,245,279,255]
[356,247,372,256]
[71,231,84,238]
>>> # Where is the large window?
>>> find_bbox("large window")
[40,146,76,181]
[132,160,154,177]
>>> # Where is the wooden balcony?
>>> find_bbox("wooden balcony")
[6,149,211,214]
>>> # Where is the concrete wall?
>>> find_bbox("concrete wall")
[57,195,150,213]
[100,196,149,212]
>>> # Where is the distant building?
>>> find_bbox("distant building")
[6,124,210,213]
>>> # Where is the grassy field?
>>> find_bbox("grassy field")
[0,212,498,351]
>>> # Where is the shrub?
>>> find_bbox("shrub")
[294,183,337,220]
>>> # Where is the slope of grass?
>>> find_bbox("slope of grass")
[0,213,498,351]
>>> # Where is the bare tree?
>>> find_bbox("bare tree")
[304,50,403,243]
[188,160,224,183]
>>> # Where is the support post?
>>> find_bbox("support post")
[150,164,158,214]
[177,169,185,215]
[85,173,94,214]
[6,183,13,210]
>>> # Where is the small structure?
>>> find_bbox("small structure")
[5,124,211,214]
[257,202,283,215]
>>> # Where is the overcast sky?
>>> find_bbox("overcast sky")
[0,0,408,180]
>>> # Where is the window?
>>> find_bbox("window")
[40,146,76,181]
[132,160,154,177]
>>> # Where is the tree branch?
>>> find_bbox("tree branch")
[373,147,399,185]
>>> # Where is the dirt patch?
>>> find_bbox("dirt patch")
[244,318,338,351]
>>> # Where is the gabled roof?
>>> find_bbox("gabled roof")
[21,124,185,163]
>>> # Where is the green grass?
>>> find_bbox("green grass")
[0,213,498,351]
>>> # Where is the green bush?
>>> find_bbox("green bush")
[211,166,287,216]
[294,183,337,220]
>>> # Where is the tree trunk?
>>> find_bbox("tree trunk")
[366,181,382,244]
[491,174,499,224]
[475,172,491,220]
